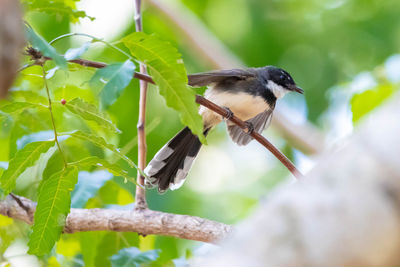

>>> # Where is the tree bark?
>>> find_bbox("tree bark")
[0,194,232,244]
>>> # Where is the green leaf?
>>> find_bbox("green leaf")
[28,166,78,256]
[66,131,139,171]
[64,98,120,133]
[351,84,394,123]
[72,156,129,178]
[0,102,43,117]
[64,42,91,60]
[110,247,160,267]
[90,60,136,109]
[122,32,205,143]
[11,90,48,104]
[25,26,67,68]
[0,141,55,194]
[22,0,94,23]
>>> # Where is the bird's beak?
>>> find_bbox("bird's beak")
[291,85,304,94]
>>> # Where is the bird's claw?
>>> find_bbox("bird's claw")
[223,107,234,120]
[244,121,254,134]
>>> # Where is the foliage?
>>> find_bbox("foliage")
[0,141,55,195]
[1,0,399,266]
[122,32,206,143]
[25,26,67,68]
[64,98,120,132]
[21,0,94,23]
[28,166,78,255]
[90,60,136,109]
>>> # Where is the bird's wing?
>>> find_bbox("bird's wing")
[188,69,256,87]
[227,110,273,146]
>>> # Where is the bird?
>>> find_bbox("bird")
[144,66,303,193]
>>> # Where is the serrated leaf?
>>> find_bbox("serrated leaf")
[28,166,78,256]
[64,98,119,133]
[0,141,55,194]
[64,42,91,60]
[72,156,129,178]
[66,131,138,170]
[110,247,160,267]
[351,84,394,123]
[0,102,43,116]
[22,0,94,23]
[90,60,135,109]
[122,32,205,143]
[25,26,67,68]
[14,145,57,193]
[11,90,48,104]
[71,170,112,208]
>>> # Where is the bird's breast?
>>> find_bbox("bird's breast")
[200,89,271,127]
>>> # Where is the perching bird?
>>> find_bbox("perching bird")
[144,66,303,193]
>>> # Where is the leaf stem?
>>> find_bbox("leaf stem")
[41,66,68,168]
[49,32,134,60]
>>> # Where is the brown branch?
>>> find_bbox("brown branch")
[0,194,232,243]
[147,0,325,155]
[29,49,303,179]
[194,96,304,179]
[133,0,148,210]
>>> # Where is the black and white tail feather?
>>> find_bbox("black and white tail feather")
[145,127,209,193]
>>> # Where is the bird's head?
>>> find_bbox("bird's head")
[263,66,303,98]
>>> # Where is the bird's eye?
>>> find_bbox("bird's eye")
[279,75,285,80]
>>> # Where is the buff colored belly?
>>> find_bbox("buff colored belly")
[199,89,270,128]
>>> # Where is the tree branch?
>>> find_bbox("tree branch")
[0,194,232,243]
[133,0,148,210]
[29,49,303,179]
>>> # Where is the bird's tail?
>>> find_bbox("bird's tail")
[144,127,209,193]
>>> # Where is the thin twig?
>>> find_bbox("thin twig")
[48,32,133,60]
[41,65,67,167]
[9,193,30,216]
[194,96,304,179]
[134,0,148,210]
[27,49,304,179]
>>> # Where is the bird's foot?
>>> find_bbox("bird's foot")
[223,107,234,120]
[244,121,254,134]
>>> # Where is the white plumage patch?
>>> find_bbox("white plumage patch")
[170,155,196,190]
[267,81,288,99]
[144,144,174,176]
[169,178,186,190]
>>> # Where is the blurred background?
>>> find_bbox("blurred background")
[1,0,400,265]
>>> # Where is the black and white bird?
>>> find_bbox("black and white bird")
[144,66,303,193]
